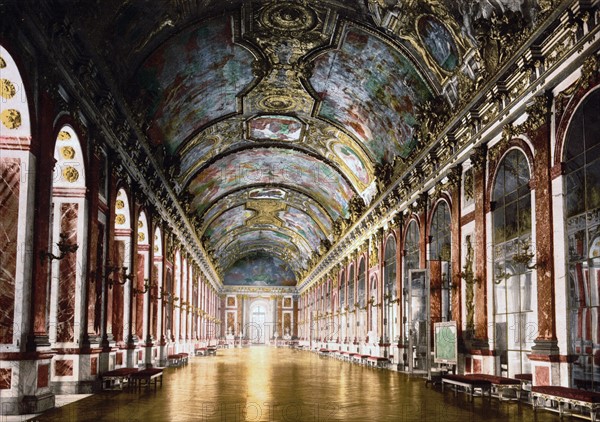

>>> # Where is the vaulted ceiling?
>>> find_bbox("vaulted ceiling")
[65,0,543,286]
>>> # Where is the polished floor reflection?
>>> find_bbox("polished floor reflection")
[32,347,558,421]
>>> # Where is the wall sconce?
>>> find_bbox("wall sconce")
[40,233,78,263]
[133,278,154,295]
[108,266,134,288]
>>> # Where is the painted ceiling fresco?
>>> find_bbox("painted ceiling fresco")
[65,0,550,286]
[113,1,462,286]
[310,25,433,163]
[188,147,356,217]
[248,115,304,142]
[223,253,296,287]
[135,16,254,151]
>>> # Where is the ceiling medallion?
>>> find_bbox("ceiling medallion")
[0,109,21,129]
[260,2,318,33]
[258,95,298,112]
[0,79,16,99]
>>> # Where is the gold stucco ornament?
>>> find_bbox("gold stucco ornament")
[0,79,16,99]
[62,166,79,183]
[1,109,21,129]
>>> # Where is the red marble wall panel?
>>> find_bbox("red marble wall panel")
[473,359,482,373]
[37,364,49,388]
[112,241,125,342]
[54,360,74,377]
[535,366,550,386]
[57,203,79,343]
[116,352,123,366]
[0,159,20,344]
[151,265,158,339]
[136,253,145,338]
[0,368,12,389]
[91,357,97,375]
[430,260,442,326]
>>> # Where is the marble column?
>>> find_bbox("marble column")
[472,145,489,347]
[0,158,20,345]
[56,203,79,343]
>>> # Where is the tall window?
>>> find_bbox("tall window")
[430,201,452,321]
[358,259,366,308]
[492,149,535,377]
[564,88,600,389]
[340,271,346,309]
[348,265,355,309]
[403,221,420,346]
[384,236,397,342]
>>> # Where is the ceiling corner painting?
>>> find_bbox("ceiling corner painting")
[223,253,296,286]
[248,115,304,141]
[134,15,255,152]
[310,24,432,162]
[417,16,459,73]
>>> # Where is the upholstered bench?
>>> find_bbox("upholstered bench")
[465,374,522,401]
[195,347,207,356]
[130,368,164,392]
[366,356,389,368]
[351,353,369,364]
[101,368,139,390]
[206,346,217,356]
[167,353,183,367]
[179,352,189,364]
[441,374,492,401]
[532,386,600,421]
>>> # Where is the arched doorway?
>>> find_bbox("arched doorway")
[250,302,268,344]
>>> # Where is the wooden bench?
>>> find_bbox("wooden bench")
[441,374,492,401]
[130,368,164,392]
[101,368,139,390]
[465,374,522,401]
[532,386,600,422]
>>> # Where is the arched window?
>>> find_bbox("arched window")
[564,88,600,388]
[384,235,397,343]
[492,149,535,377]
[348,265,355,309]
[358,258,366,308]
[403,220,420,349]
[430,201,452,321]
[340,271,345,308]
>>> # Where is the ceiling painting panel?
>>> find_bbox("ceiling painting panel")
[310,25,432,162]
[417,16,460,73]
[278,207,325,251]
[135,15,255,151]
[203,205,253,239]
[248,115,305,142]
[188,147,355,217]
[223,253,296,286]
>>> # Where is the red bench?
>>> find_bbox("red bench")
[366,356,389,368]
[167,353,188,367]
[101,368,139,390]
[532,386,600,421]
[441,374,492,401]
[465,374,522,401]
[130,368,164,392]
